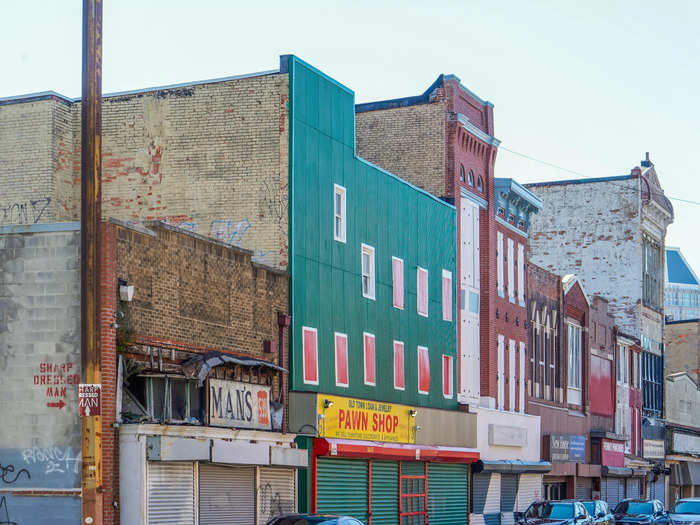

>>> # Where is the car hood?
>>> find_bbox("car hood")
[669,514,700,523]
[616,515,654,522]
[522,518,572,525]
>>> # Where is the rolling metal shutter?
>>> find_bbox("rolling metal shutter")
[518,474,542,511]
[147,461,195,525]
[472,473,491,515]
[199,464,255,525]
[428,463,468,525]
[317,458,368,523]
[501,474,519,525]
[626,478,641,500]
[371,461,399,525]
[650,476,665,506]
[603,478,624,509]
[258,467,296,525]
[576,477,592,500]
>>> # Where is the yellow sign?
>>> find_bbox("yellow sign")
[317,394,415,444]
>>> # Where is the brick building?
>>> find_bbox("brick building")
[356,75,548,524]
[526,155,674,505]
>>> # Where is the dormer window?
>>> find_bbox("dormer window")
[508,213,516,224]
[497,207,506,218]
[517,219,526,231]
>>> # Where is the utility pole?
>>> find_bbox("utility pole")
[81,0,103,524]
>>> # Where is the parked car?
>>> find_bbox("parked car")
[266,514,365,525]
[613,499,669,525]
[583,500,615,525]
[669,498,700,524]
[516,500,593,525]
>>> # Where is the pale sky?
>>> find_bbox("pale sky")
[2,0,699,276]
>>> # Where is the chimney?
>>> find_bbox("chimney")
[631,166,642,177]
[641,152,653,168]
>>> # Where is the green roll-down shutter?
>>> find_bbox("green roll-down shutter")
[371,461,399,525]
[317,458,368,523]
[428,463,469,525]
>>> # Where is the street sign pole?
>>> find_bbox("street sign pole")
[81,0,103,523]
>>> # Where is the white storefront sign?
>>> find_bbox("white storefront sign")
[673,433,700,455]
[208,378,271,430]
[643,438,665,459]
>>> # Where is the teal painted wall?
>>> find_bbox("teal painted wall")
[288,56,457,410]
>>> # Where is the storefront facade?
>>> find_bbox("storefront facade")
[667,427,700,506]
[643,419,667,505]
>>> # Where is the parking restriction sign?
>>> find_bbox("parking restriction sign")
[79,384,101,416]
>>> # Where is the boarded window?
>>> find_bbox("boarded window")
[418,346,430,394]
[335,333,348,388]
[442,270,452,322]
[364,333,376,386]
[417,267,429,317]
[393,257,404,310]
[302,327,318,385]
[394,341,405,391]
[442,355,453,398]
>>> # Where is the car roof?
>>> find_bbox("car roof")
[676,498,700,502]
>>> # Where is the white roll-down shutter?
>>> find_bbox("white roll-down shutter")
[147,461,195,525]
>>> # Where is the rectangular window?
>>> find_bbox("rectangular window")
[442,269,452,321]
[302,327,319,385]
[393,341,405,391]
[568,323,582,392]
[509,339,516,411]
[334,333,348,388]
[361,244,375,300]
[418,346,430,394]
[507,238,515,303]
[363,332,376,386]
[417,266,429,317]
[497,334,505,410]
[442,355,453,398]
[333,184,346,243]
[642,238,661,310]
[517,243,525,306]
[392,256,404,310]
[519,341,526,413]
[497,232,504,297]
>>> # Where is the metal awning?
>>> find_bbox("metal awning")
[602,466,634,477]
[182,351,287,385]
[312,438,480,463]
[473,459,552,474]
[670,461,700,486]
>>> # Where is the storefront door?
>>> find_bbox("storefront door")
[199,464,255,525]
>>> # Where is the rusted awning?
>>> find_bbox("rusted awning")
[182,351,287,385]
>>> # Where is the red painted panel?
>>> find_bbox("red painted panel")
[394,342,405,390]
[442,272,452,321]
[601,439,625,467]
[418,268,428,316]
[590,355,613,416]
[364,333,376,385]
[335,334,348,387]
[303,327,318,384]
[442,355,452,397]
[418,346,430,394]
[393,257,404,309]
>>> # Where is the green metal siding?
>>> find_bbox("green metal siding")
[401,461,426,477]
[428,463,469,525]
[316,458,368,522]
[371,461,399,525]
[288,55,457,410]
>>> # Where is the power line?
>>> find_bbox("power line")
[499,145,700,207]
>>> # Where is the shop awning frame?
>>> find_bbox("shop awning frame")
[472,459,552,474]
[312,438,480,463]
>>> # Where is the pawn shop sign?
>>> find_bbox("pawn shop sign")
[79,384,101,416]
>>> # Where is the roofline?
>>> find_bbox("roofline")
[525,174,635,188]
[562,274,591,307]
[666,318,700,325]
[494,178,544,210]
[0,222,80,234]
[0,68,280,106]
[665,246,700,286]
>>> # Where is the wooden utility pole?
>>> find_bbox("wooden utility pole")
[81,0,103,523]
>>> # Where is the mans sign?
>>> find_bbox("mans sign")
[208,378,271,430]
[79,384,101,416]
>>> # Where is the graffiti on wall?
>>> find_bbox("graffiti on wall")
[21,447,80,476]
[0,497,17,525]
[209,218,250,246]
[257,483,293,521]
[0,494,80,525]
[0,464,30,485]
[0,198,51,225]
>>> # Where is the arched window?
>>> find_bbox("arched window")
[477,176,484,192]
[467,169,475,187]
[459,164,465,182]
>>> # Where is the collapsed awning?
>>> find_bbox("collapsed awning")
[182,351,287,385]
[313,438,479,463]
[473,459,552,474]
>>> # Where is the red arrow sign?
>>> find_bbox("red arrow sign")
[47,400,66,409]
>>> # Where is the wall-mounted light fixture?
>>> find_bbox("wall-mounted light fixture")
[118,279,134,302]
[323,399,334,409]
[408,409,417,418]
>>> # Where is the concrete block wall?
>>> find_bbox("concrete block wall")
[1,72,290,269]
[527,178,643,338]
[0,225,82,524]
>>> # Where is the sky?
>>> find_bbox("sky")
[2,0,699,275]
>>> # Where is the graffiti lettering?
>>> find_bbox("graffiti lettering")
[210,218,250,246]
[257,483,292,520]
[21,447,80,475]
[0,464,30,485]
[0,497,17,525]
[0,197,51,225]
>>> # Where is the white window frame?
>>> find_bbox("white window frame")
[361,244,375,300]
[517,243,525,306]
[392,256,404,310]
[442,355,454,399]
[334,332,349,388]
[519,341,526,413]
[509,338,516,411]
[497,232,504,297]
[333,184,346,243]
[567,323,582,404]
[442,269,452,322]
[393,341,405,391]
[497,334,505,410]
[417,266,429,317]
[302,326,319,386]
[363,332,376,387]
[508,238,515,303]
[417,345,430,395]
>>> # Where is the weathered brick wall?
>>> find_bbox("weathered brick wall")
[355,102,447,198]
[527,179,643,338]
[2,72,290,269]
[0,225,82,524]
[665,320,700,384]
[666,373,700,427]
[0,99,59,225]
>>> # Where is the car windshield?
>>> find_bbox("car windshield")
[583,503,596,516]
[615,502,654,515]
[268,518,341,525]
[526,503,574,519]
[672,501,700,514]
